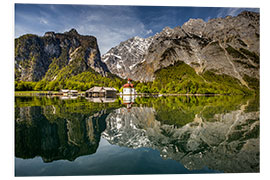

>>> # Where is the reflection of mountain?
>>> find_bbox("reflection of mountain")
[15,97,119,162]
[102,98,259,173]
[15,96,259,173]
[102,107,157,148]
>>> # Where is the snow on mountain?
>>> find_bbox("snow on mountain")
[101,11,259,86]
[101,36,153,79]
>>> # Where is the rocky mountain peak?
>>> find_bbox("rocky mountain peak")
[182,18,206,37]
[133,36,142,40]
[183,18,206,26]
[238,10,259,20]
[160,26,174,36]
[44,31,56,38]
[101,35,153,79]
[65,28,79,35]
[102,10,259,88]
[15,29,109,81]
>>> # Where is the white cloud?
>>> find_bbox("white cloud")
[146,29,153,35]
[217,8,259,18]
[74,7,151,54]
[224,8,241,17]
[15,5,180,54]
[16,5,260,55]
[39,18,49,25]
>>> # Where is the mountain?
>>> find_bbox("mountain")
[15,11,260,94]
[101,11,259,90]
[102,36,153,79]
[15,28,110,82]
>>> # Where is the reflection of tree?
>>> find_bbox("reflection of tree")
[15,95,259,172]
[15,97,120,162]
[135,95,254,127]
[15,106,61,161]
[103,95,259,173]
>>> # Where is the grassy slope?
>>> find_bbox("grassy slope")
[150,61,254,95]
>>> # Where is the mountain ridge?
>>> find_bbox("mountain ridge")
[14,11,259,94]
[15,28,110,82]
[101,11,259,91]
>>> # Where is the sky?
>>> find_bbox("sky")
[15,4,259,54]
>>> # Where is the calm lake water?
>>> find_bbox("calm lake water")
[15,95,259,176]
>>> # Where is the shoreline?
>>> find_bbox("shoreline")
[14,91,233,97]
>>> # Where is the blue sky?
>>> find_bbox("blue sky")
[15,4,259,54]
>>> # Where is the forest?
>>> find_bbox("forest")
[15,61,258,95]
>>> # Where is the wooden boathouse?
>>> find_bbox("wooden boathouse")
[85,87,117,98]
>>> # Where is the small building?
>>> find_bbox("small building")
[122,78,136,95]
[60,89,70,96]
[86,87,105,97]
[59,89,78,96]
[103,87,118,97]
[69,90,78,96]
[85,86,117,98]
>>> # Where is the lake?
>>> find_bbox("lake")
[14,95,259,176]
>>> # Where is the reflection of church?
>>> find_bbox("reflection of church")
[122,95,136,109]
[122,78,136,109]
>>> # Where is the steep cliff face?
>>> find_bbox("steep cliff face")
[102,36,153,79]
[102,11,259,88]
[15,29,109,82]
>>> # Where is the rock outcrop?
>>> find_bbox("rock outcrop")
[15,29,109,81]
[102,36,153,79]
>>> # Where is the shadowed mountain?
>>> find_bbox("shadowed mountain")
[15,29,110,82]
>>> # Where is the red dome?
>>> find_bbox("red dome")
[123,83,134,88]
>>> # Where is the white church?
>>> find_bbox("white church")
[122,78,136,95]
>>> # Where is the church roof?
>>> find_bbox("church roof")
[123,83,134,88]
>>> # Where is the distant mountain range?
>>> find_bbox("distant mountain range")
[15,11,260,93]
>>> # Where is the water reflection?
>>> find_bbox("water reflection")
[15,95,259,174]
[85,97,117,103]
[15,96,120,163]
[59,96,78,100]
[15,106,107,162]
[103,101,259,173]
[121,95,136,109]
